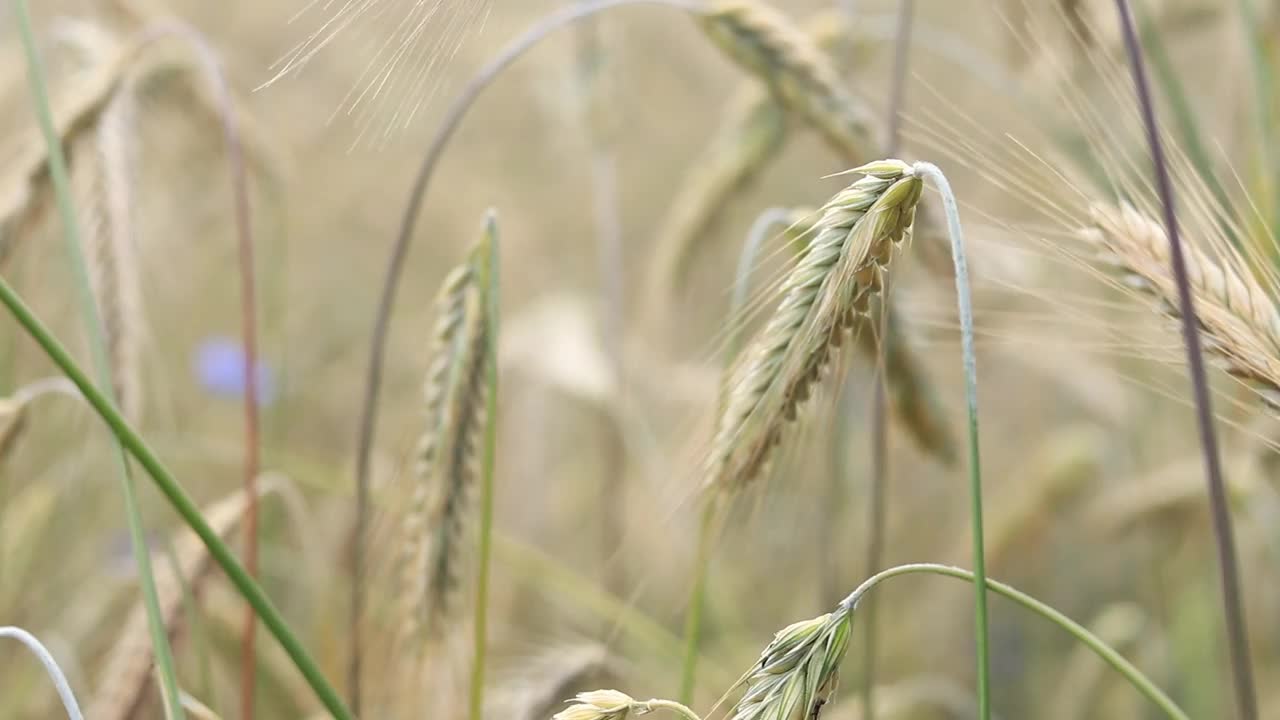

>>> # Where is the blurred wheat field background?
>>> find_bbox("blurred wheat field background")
[1,0,1279,718]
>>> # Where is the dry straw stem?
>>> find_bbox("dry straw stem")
[87,480,281,720]
[780,207,955,464]
[708,160,923,492]
[399,251,490,652]
[1084,202,1280,410]
[649,9,857,303]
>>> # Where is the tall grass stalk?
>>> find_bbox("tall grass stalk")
[1,626,85,720]
[0,275,352,719]
[12,3,185,716]
[911,162,988,720]
[348,2,697,704]
[1112,2,1258,718]
[839,564,1190,720]
[469,212,501,720]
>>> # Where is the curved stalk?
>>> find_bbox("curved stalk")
[838,564,1190,720]
[912,162,988,720]
[1,626,85,720]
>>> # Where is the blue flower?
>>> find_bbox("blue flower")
[194,337,276,406]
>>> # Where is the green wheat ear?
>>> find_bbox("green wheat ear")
[731,610,853,720]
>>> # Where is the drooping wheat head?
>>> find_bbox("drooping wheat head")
[778,206,955,465]
[1084,202,1280,411]
[697,0,876,163]
[730,608,852,720]
[708,160,923,493]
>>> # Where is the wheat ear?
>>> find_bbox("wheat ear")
[1085,202,1280,409]
[397,241,492,671]
[709,160,923,492]
[779,207,955,464]
[87,480,280,720]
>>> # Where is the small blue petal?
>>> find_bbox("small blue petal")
[194,337,276,407]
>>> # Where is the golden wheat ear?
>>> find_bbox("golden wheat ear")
[709,160,924,493]
[1084,202,1280,411]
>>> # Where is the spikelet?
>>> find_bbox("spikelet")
[708,160,923,492]
[780,207,955,464]
[553,690,638,720]
[397,226,494,660]
[1084,202,1280,410]
[87,481,280,720]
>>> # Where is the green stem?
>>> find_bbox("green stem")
[679,502,716,704]
[911,162,989,720]
[12,2,185,716]
[837,563,1190,720]
[0,270,351,719]
[641,698,704,720]
[469,212,501,720]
